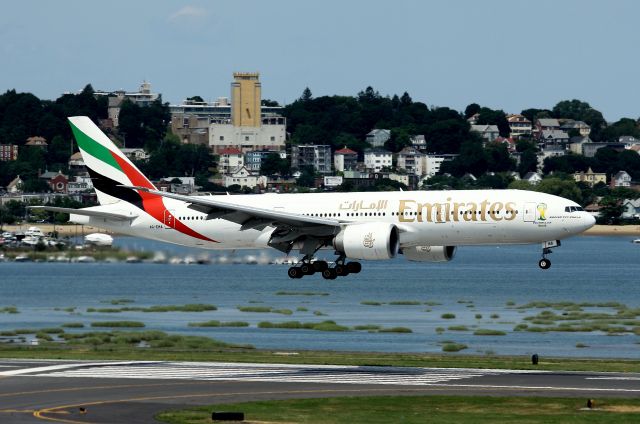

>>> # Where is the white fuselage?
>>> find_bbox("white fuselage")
[70,189,595,253]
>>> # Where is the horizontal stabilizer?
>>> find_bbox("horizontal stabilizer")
[28,206,137,221]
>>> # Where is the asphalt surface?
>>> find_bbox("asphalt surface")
[1,359,639,423]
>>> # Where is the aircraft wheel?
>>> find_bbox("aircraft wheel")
[288,266,303,279]
[346,261,361,273]
[335,264,349,276]
[538,258,551,270]
[312,260,329,272]
[300,263,315,275]
[322,268,337,280]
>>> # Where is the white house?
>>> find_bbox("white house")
[218,147,244,174]
[611,171,632,187]
[396,147,424,176]
[333,147,358,172]
[621,198,640,219]
[523,172,542,185]
[223,166,259,189]
[364,149,392,172]
[471,125,499,143]
[365,129,391,148]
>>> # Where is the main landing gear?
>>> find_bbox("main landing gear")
[538,240,560,270]
[288,254,362,279]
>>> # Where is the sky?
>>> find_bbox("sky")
[1,0,638,121]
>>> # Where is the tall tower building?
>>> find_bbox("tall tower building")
[231,72,261,127]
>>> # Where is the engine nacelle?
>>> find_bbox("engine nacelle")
[334,222,399,260]
[402,245,457,262]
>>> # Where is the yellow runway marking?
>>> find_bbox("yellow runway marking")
[31,386,494,423]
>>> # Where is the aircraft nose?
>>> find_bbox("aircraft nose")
[583,213,596,230]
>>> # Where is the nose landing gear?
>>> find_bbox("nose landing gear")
[538,240,560,270]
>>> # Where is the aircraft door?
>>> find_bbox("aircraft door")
[164,209,176,229]
[523,202,536,222]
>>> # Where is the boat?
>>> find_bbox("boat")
[84,233,114,247]
[632,239,640,244]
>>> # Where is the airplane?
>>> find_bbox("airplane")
[32,116,596,279]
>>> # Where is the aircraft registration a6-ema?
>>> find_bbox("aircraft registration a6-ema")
[33,117,596,279]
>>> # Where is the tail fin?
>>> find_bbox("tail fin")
[69,116,156,206]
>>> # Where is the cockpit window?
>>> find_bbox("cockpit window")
[565,206,584,213]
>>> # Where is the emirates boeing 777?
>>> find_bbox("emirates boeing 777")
[32,117,596,279]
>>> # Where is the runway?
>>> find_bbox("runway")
[1,358,639,423]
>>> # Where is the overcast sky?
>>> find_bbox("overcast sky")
[1,0,638,121]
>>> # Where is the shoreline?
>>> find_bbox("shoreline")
[2,224,639,238]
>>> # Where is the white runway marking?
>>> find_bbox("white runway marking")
[5,361,540,386]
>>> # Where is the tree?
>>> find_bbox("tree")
[296,166,316,187]
[187,96,204,102]
[300,87,313,102]
[485,143,516,172]
[464,103,481,119]
[476,107,510,137]
[260,153,289,177]
[598,196,624,224]
[600,118,640,141]
[517,150,538,177]
[261,99,280,106]
[551,99,606,140]
[384,128,412,153]
[521,108,551,123]
[536,177,582,204]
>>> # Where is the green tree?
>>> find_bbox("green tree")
[551,99,606,140]
[476,107,510,137]
[296,166,316,187]
[600,118,640,142]
[464,103,481,119]
[260,153,290,177]
[536,177,582,204]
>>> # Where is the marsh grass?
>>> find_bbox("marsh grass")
[258,320,349,332]
[313,311,327,316]
[237,306,272,313]
[61,323,84,328]
[91,321,145,328]
[442,343,468,352]
[188,321,249,328]
[388,301,421,306]
[447,325,469,331]
[296,307,309,312]
[474,329,507,336]
[360,301,383,306]
[0,306,19,314]
[87,304,217,313]
[378,327,413,333]
[441,313,456,319]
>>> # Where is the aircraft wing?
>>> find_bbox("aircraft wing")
[120,186,342,233]
[28,206,137,221]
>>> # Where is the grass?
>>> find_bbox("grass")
[448,325,469,331]
[442,343,468,352]
[441,313,456,319]
[237,306,273,313]
[490,313,500,319]
[187,321,249,328]
[271,308,293,315]
[378,327,412,333]
[86,304,217,313]
[313,311,327,316]
[475,314,482,319]
[258,320,350,332]
[388,300,421,305]
[360,301,383,306]
[296,307,309,312]
[61,323,85,328]
[474,329,507,336]
[353,325,381,331]
[156,395,640,424]
[103,298,135,305]
[0,306,19,314]
[90,321,145,328]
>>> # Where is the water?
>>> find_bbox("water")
[1,235,639,358]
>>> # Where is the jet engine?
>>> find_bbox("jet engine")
[334,222,399,260]
[402,245,457,262]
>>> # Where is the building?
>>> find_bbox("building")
[223,166,261,189]
[582,142,627,158]
[157,176,196,194]
[560,120,590,136]
[291,145,332,174]
[120,148,150,161]
[333,147,358,172]
[6,176,23,193]
[25,136,47,148]
[568,136,593,155]
[218,147,244,174]
[363,149,392,172]
[611,171,632,188]
[470,125,499,143]
[208,73,286,153]
[245,150,287,173]
[573,167,606,187]
[39,170,68,193]
[67,175,93,194]
[523,172,542,185]
[507,114,532,138]
[102,81,160,128]
[535,118,560,137]
[0,144,18,161]
[423,154,457,177]
[410,135,427,150]
[366,129,391,148]
[396,147,424,176]
[539,130,569,148]
[621,198,640,219]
